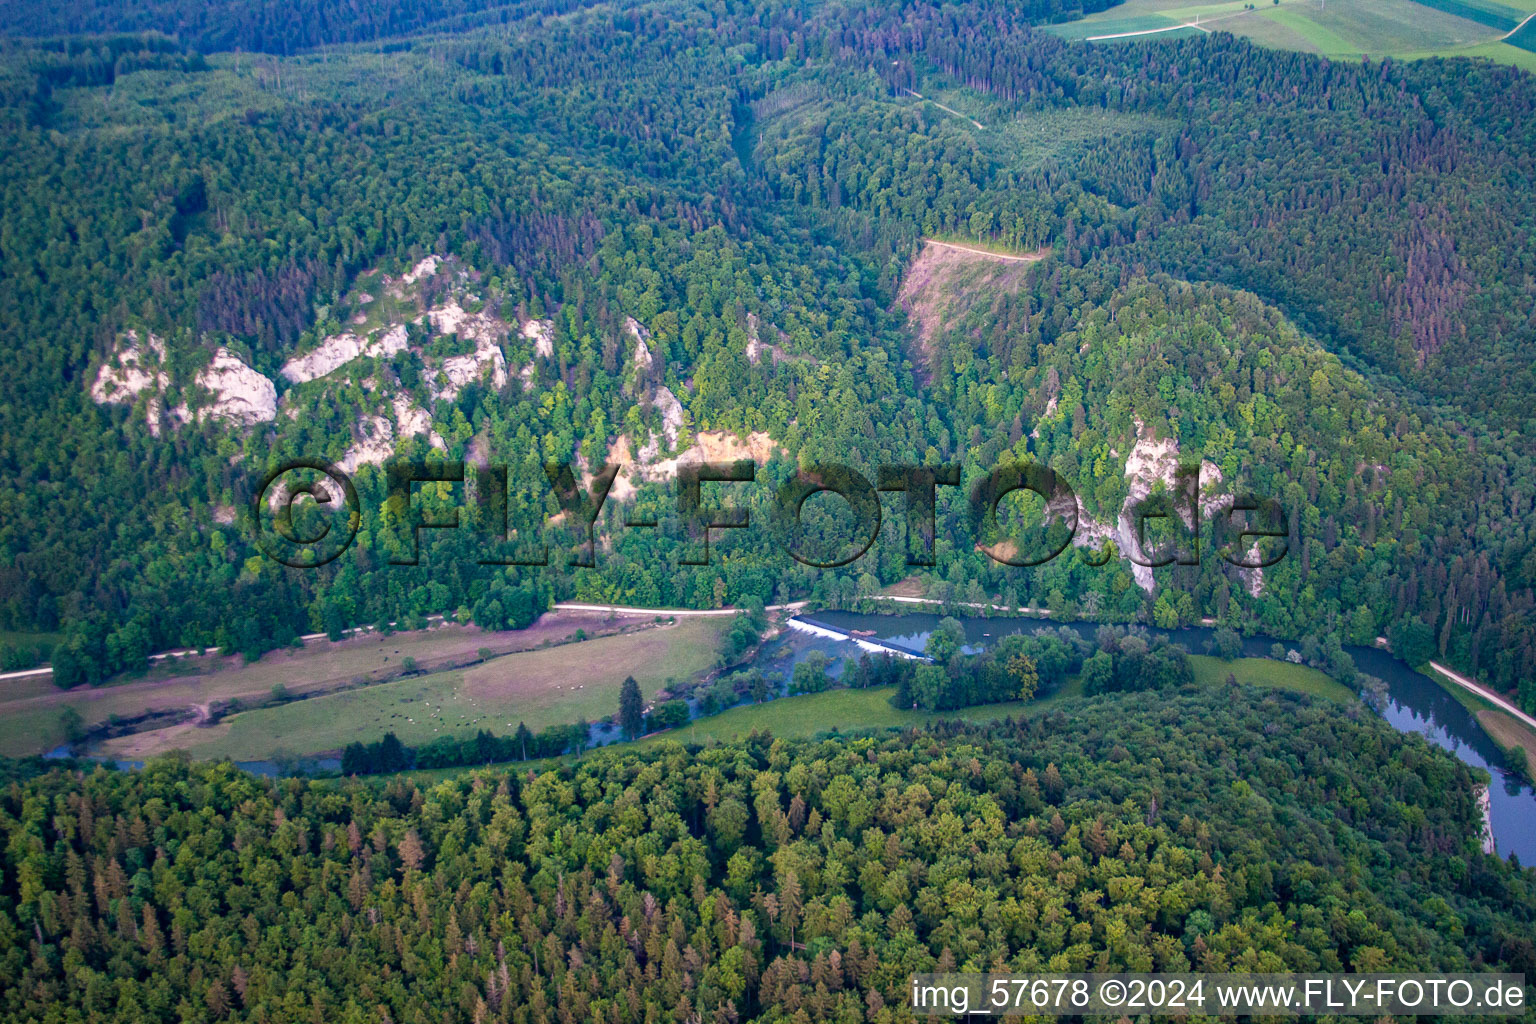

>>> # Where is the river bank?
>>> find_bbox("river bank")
[809,608,1536,864]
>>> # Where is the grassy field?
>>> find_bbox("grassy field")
[111,618,728,760]
[1045,0,1534,66]
[1477,710,1536,779]
[1189,654,1354,700]
[1421,39,1536,68]
[0,612,641,757]
[1261,6,1365,52]
[648,656,1355,750]
[636,677,1090,750]
[1425,663,1536,779]
[395,654,1353,782]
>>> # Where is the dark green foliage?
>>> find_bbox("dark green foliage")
[1392,615,1439,667]
[897,627,1090,709]
[723,611,766,661]
[923,616,967,663]
[0,0,1533,723]
[1208,626,1243,661]
[619,674,644,740]
[341,729,413,774]
[1082,626,1193,695]
[0,641,47,671]
[57,706,84,743]
[344,719,588,773]
[1,689,1532,1022]
[646,699,690,732]
[414,721,585,767]
[698,670,762,716]
[846,651,915,690]
[789,650,833,694]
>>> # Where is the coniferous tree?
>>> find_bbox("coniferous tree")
[620,676,644,740]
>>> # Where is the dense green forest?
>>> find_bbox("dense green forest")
[1,689,1532,1022]
[0,0,1534,715]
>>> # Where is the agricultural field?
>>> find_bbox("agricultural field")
[0,611,631,757]
[104,617,729,761]
[1046,0,1536,67]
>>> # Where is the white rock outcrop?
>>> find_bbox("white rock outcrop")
[429,301,509,401]
[91,331,171,435]
[188,348,278,426]
[1067,420,1243,594]
[627,317,653,372]
[522,319,554,358]
[401,255,441,286]
[745,312,763,366]
[91,330,167,404]
[281,323,409,383]
[338,400,447,473]
[653,387,685,449]
[340,416,398,473]
[91,334,276,432]
[392,396,441,444]
[606,429,782,494]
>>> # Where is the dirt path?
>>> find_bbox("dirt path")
[1428,660,1536,732]
[922,239,1049,263]
[865,594,1054,616]
[553,601,807,617]
[902,89,986,129]
[1085,22,1210,40]
[0,611,634,717]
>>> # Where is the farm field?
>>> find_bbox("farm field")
[0,610,633,757]
[107,618,729,760]
[1046,0,1535,66]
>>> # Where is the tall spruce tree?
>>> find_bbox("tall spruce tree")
[619,676,644,740]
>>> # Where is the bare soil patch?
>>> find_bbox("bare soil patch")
[895,240,1046,384]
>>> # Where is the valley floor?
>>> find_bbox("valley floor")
[0,610,668,757]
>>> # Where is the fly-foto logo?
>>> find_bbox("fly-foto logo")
[252,457,1289,571]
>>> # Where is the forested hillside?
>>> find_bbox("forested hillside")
[0,0,1535,712]
[1,690,1532,1022]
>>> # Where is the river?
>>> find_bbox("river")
[807,609,1536,865]
[41,608,1535,862]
